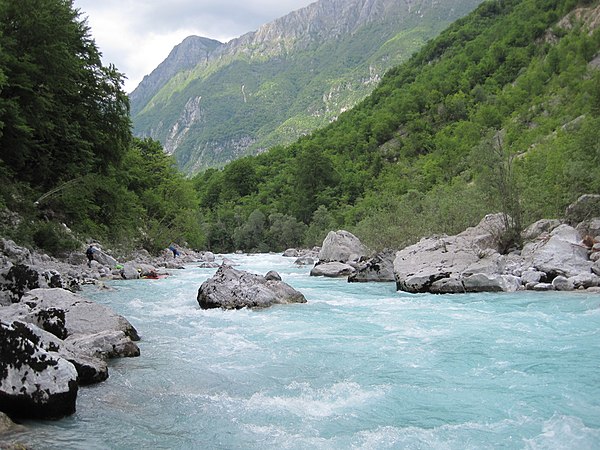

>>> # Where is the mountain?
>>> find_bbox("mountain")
[192,0,600,252]
[130,36,222,118]
[130,0,484,173]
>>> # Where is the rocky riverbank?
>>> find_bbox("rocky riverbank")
[305,195,600,294]
[0,240,215,425]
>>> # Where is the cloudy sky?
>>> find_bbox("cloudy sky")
[72,0,316,92]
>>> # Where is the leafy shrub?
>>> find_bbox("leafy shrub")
[31,221,80,257]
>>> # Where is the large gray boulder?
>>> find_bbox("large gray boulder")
[394,214,511,293]
[462,273,521,293]
[198,265,306,310]
[318,230,369,263]
[521,225,592,278]
[21,288,140,342]
[521,219,561,241]
[65,330,140,360]
[10,320,108,385]
[0,239,32,265]
[88,246,118,268]
[0,320,78,420]
[119,262,141,280]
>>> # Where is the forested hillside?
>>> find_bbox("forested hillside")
[193,0,600,253]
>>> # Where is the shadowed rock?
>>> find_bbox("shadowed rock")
[198,265,306,310]
[0,320,78,420]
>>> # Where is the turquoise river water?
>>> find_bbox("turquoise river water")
[7,253,600,449]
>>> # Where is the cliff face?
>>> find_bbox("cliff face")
[130,0,484,173]
[130,36,223,117]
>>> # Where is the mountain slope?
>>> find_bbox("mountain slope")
[130,36,222,118]
[191,0,600,252]
[130,0,484,173]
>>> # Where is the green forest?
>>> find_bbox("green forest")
[1,0,599,257]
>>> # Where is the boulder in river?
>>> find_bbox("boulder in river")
[521,224,592,278]
[0,320,78,420]
[310,261,356,278]
[349,250,396,282]
[318,230,369,263]
[197,265,306,310]
[21,288,140,342]
[394,214,510,293]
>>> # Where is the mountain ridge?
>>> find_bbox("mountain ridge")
[130,0,484,173]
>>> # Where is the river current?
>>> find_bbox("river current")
[10,253,600,449]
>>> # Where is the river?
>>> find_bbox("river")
[10,253,600,449]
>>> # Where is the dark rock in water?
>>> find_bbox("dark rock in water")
[348,251,395,282]
[282,248,299,258]
[294,256,315,266]
[198,262,220,269]
[265,270,282,281]
[197,265,306,310]
[0,320,78,420]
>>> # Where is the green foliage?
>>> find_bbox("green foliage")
[3,0,600,257]
[31,222,80,257]
[234,209,268,252]
[470,130,523,252]
[0,0,205,255]
[0,0,131,189]
[304,206,336,248]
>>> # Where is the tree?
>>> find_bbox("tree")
[292,143,338,222]
[233,209,267,252]
[304,205,335,247]
[472,129,522,252]
[0,0,130,189]
[267,213,306,250]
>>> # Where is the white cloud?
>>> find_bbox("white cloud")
[73,0,316,92]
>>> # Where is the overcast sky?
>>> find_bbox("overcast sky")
[72,0,316,92]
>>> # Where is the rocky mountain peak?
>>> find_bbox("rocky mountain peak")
[130,0,484,172]
[217,0,428,58]
[130,36,223,116]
